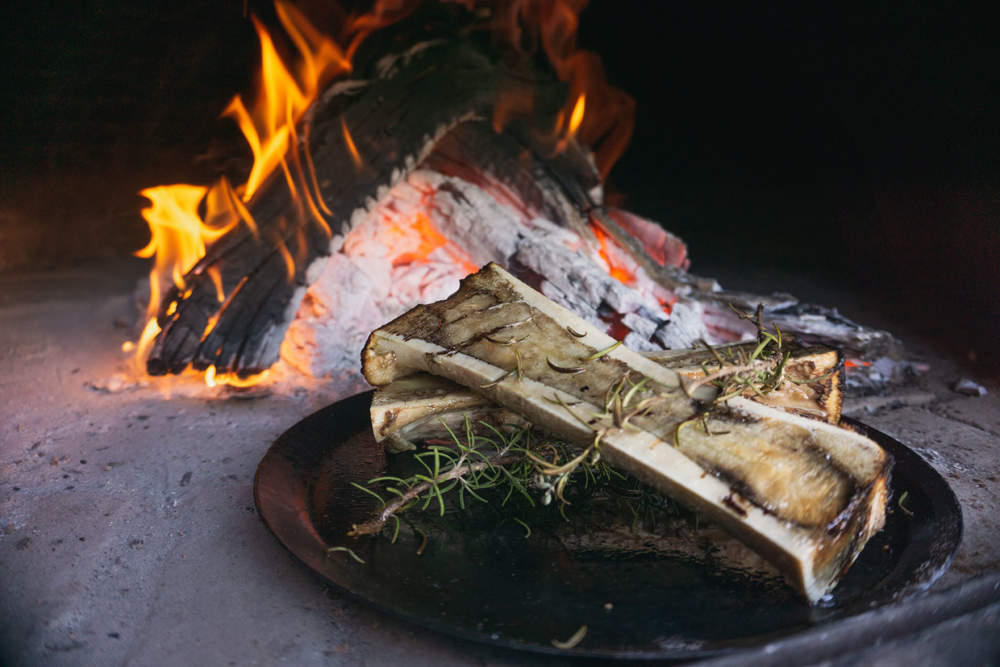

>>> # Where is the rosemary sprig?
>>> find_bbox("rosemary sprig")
[547,357,586,374]
[552,624,587,650]
[349,447,524,537]
[584,340,622,362]
[350,414,621,540]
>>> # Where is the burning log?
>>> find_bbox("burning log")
[146,37,555,376]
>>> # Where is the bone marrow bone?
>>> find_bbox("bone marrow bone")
[374,342,843,455]
[362,263,890,601]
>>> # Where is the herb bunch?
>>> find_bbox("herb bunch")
[347,418,622,540]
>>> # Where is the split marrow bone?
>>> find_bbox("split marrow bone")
[362,263,889,601]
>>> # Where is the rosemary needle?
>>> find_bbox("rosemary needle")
[551,625,587,650]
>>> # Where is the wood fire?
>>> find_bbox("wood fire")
[126,0,897,399]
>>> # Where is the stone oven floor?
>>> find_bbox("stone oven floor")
[1,260,997,666]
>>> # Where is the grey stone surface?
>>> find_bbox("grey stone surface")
[700,574,1000,667]
[1,260,998,666]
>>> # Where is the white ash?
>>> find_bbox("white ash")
[954,378,989,397]
[768,304,888,351]
[624,332,662,353]
[654,300,710,350]
[279,167,705,385]
[621,312,658,340]
[417,172,522,262]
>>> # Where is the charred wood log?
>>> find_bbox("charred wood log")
[146,38,563,376]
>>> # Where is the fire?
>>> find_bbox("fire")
[128,1,636,386]
[127,1,413,387]
[132,184,237,375]
[567,93,586,138]
[590,218,677,315]
[490,0,635,177]
[223,4,351,200]
[387,213,478,274]
[591,222,636,285]
[205,365,270,388]
[341,117,364,169]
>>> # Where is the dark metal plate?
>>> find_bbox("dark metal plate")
[253,390,962,659]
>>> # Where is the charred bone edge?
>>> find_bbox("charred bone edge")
[372,344,844,450]
[361,264,890,602]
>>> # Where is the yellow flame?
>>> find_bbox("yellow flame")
[568,93,585,138]
[341,117,363,168]
[136,184,212,291]
[133,318,162,375]
[223,5,350,201]
[552,93,586,154]
[205,365,270,388]
[126,2,367,386]
[206,266,225,303]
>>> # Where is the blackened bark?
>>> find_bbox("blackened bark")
[147,38,563,376]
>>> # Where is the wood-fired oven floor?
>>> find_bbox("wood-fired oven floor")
[1,259,997,665]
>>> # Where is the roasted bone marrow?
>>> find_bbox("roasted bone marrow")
[362,263,890,602]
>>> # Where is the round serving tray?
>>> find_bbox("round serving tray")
[253,390,961,659]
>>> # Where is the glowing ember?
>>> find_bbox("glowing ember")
[386,213,478,274]
[590,221,636,285]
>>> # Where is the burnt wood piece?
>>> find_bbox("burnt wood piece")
[422,120,599,241]
[146,38,563,376]
[589,206,899,356]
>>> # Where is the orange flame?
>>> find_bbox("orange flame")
[490,0,634,177]
[127,1,414,387]
[591,222,635,285]
[341,117,364,169]
[223,3,351,200]
[133,184,238,372]
[567,93,585,138]
[205,365,270,388]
